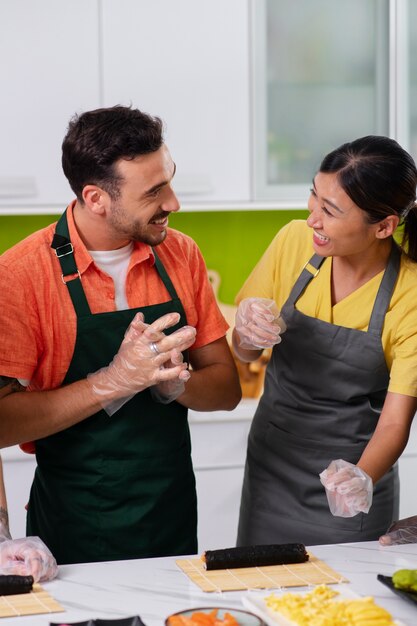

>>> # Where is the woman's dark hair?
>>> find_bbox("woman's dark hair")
[62,105,164,201]
[320,135,417,261]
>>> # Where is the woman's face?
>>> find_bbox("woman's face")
[307,172,380,258]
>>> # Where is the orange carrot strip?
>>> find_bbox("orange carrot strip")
[167,616,192,626]
[190,612,215,626]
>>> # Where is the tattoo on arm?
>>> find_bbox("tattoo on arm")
[0,507,8,528]
[0,506,11,540]
[0,376,25,393]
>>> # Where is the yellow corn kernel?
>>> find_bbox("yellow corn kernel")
[264,585,394,626]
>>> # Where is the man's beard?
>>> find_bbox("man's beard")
[109,202,168,246]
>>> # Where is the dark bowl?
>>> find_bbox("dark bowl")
[377,574,417,608]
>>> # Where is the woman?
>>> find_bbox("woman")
[234,136,417,545]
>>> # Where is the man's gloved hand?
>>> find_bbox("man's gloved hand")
[319,459,373,518]
[0,537,58,582]
[234,297,286,350]
[379,515,417,545]
[87,312,195,416]
[150,326,196,404]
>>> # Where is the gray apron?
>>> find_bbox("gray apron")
[237,244,400,546]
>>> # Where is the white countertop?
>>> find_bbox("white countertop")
[2,541,417,625]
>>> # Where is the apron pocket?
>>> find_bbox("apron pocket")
[264,420,367,460]
[249,422,367,532]
[95,446,197,559]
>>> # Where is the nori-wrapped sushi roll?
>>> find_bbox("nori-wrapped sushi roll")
[202,543,308,570]
[0,574,34,595]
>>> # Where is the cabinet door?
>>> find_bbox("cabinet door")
[1,448,37,538]
[189,415,252,549]
[195,467,244,550]
[398,423,417,520]
[0,0,100,210]
[252,0,390,203]
[101,0,250,205]
[409,0,417,159]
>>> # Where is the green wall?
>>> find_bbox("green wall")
[0,210,307,304]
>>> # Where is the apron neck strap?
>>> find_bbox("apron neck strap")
[282,244,401,337]
[152,248,180,300]
[51,212,181,317]
[51,210,91,316]
[367,242,401,335]
[284,253,326,308]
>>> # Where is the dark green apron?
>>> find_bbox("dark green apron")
[26,210,197,565]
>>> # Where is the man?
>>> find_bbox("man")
[0,105,241,565]
[0,456,57,581]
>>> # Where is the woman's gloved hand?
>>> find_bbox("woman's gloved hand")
[0,537,58,582]
[150,326,196,404]
[319,459,373,518]
[234,298,286,350]
[379,515,417,545]
[87,312,195,416]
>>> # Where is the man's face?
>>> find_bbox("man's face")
[107,144,180,246]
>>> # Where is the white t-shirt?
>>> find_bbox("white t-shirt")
[89,243,134,310]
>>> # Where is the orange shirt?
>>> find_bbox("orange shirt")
[0,203,228,391]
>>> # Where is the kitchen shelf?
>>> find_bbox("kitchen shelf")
[0,202,308,216]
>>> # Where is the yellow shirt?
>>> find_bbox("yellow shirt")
[236,220,417,397]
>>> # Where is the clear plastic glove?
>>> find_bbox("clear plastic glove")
[0,537,58,582]
[150,349,191,404]
[88,312,195,416]
[150,326,196,403]
[379,515,417,545]
[235,297,286,350]
[319,459,373,518]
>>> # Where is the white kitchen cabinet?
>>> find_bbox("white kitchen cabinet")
[0,0,100,211]
[1,447,35,538]
[189,401,256,550]
[252,0,390,204]
[0,0,251,213]
[398,424,417,519]
[3,401,416,545]
[100,0,250,205]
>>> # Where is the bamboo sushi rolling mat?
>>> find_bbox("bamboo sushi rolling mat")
[176,553,348,592]
[0,584,64,618]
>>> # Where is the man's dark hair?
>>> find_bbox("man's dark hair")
[62,105,164,201]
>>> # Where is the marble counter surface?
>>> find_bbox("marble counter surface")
[2,541,417,626]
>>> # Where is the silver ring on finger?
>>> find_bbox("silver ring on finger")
[149,341,160,355]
